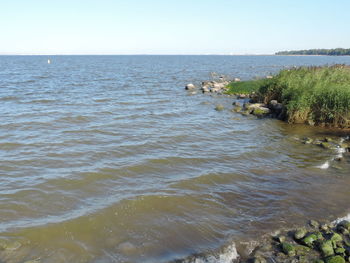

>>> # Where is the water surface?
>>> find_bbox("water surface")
[0,55,350,262]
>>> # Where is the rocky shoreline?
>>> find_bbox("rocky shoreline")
[183,78,350,263]
[243,218,350,263]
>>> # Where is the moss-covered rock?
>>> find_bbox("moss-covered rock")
[232,106,242,112]
[310,220,320,229]
[281,242,296,256]
[215,104,225,111]
[252,255,267,263]
[252,107,271,117]
[295,244,311,256]
[274,235,286,243]
[320,142,333,149]
[325,255,345,263]
[295,228,307,240]
[330,233,343,243]
[320,240,335,257]
[302,233,318,247]
[335,247,345,255]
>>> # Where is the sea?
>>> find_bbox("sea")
[1,55,350,263]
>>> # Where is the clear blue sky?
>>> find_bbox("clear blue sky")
[1,0,349,55]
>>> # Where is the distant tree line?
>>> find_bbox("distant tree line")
[275,48,350,56]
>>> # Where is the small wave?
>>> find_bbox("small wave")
[316,161,330,169]
[0,96,19,101]
[180,243,239,263]
[56,115,91,123]
[94,98,111,103]
[0,142,24,150]
[336,146,346,158]
[333,212,350,224]
[316,139,348,169]
[28,99,56,104]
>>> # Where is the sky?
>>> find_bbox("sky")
[0,0,349,55]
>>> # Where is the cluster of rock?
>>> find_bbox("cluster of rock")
[247,219,350,263]
[232,99,286,119]
[300,137,350,153]
[185,78,239,94]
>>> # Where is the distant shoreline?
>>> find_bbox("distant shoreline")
[276,48,350,56]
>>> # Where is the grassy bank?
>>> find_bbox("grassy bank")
[226,65,350,128]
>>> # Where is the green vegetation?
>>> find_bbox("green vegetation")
[225,78,268,94]
[226,65,350,128]
[276,48,350,56]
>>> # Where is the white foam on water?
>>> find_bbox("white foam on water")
[336,146,346,158]
[333,213,350,224]
[317,161,330,169]
[184,243,239,263]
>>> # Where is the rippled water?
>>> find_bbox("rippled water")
[1,55,350,263]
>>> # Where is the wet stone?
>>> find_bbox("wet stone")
[215,104,225,111]
[309,220,320,229]
[330,233,343,243]
[252,255,267,263]
[325,255,345,263]
[294,228,307,240]
[320,240,335,257]
[282,242,296,257]
[302,233,318,247]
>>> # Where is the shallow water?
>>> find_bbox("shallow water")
[0,55,350,263]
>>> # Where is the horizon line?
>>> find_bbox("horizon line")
[0,53,276,56]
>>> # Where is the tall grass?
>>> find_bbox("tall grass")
[227,65,350,128]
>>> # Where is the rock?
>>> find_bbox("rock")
[294,228,307,240]
[232,106,242,113]
[320,240,335,257]
[215,104,224,111]
[321,224,331,232]
[342,235,350,246]
[232,101,241,107]
[252,255,267,263]
[325,255,345,263]
[211,87,222,93]
[268,100,283,113]
[309,220,320,229]
[335,247,345,255]
[337,220,350,232]
[275,235,286,243]
[201,85,210,93]
[320,142,333,149]
[281,242,296,257]
[294,245,311,256]
[213,83,225,89]
[237,94,247,99]
[301,233,318,247]
[234,78,241,82]
[252,107,271,117]
[330,233,343,243]
[246,103,265,111]
[185,83,196,90]
[302,137,314,144]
